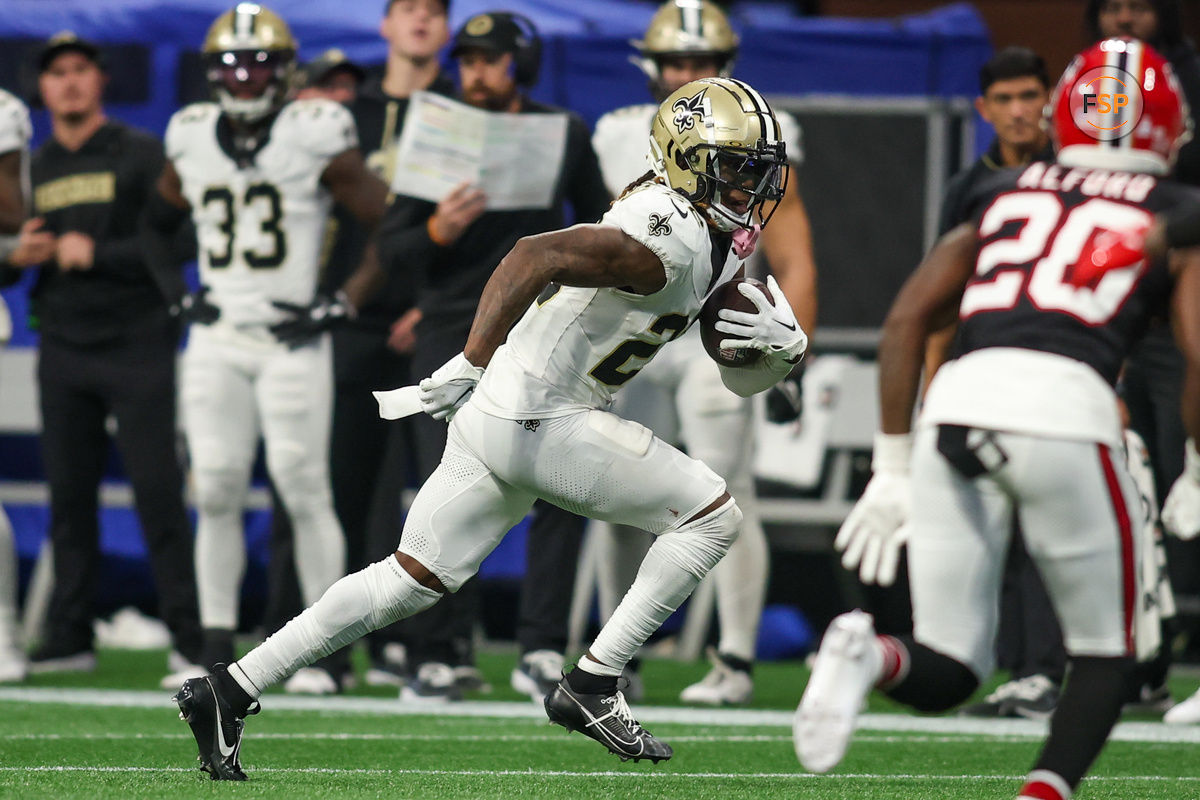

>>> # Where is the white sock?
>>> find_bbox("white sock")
[232,556,439,696]
[0,506,20,651]
[589,499,740,670]
[713,487,767,662]
[577,653,623,678]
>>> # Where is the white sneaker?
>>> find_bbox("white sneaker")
[1164,688,1200,724]
[400,662,461,702]
[793,610,881,773]
[159,651,206,690]
[284,666,339,695]
[0,647,26,683]
[365,642,408,688]
[680,648,753,706]
[511,649,563,701]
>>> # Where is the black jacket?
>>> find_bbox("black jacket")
[377,96,610,332]
[938,138,1056,236]
[6,121,172,345]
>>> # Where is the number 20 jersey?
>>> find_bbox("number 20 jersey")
[165,99,358,326]
[922,160,1200,447]
[473,181,743,419]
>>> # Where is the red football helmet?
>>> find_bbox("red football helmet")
[1049,37,1192,175]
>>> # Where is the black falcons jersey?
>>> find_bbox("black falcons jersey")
[953,161,1200,386]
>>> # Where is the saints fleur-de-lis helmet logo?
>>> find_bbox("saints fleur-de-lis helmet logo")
[672,88,708,134]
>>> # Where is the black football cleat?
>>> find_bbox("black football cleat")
[173,669,259,780]
[544,679,673,763]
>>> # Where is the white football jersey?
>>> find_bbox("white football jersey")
[593,103,803,199]
[474,181,743,418]
[0,89,32,209]
[166,99,358,326]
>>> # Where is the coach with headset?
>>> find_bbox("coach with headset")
[377,11,609,700]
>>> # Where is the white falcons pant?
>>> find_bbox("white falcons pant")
[182,325,345,629]
[594,326,766,660]
[909,425,1140,678]
[397,400,728,593]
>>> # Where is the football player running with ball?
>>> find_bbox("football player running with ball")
[173,76,806,779]
[794,38,1200,800]
[589,0,819,706]
[148,3,390,679]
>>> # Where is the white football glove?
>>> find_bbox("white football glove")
[418,352,485,421]
[834,433,912,586]
[714,274,808,363]
[1162,439,1200,540]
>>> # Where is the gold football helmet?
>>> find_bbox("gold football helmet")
[203,3,297,124]
[650,77,787,232]
[633,1,739,88]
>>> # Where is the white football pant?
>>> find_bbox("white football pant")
[183,325,345,630]
[910,426,1141,678]
[594,327,767,662]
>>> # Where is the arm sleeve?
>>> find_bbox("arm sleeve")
[0,91,31,155]
[564,114,612,224]
[599,186,707,294]
[297,100,360,165]
[717,353,794,397]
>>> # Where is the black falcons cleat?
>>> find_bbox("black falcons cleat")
[544,679,673,763]
[173,671,259,780]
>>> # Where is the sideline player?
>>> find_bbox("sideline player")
[0,87,31,683]
[147,3,390,674]
[590,0,818,704]
[173,76,806,779]
[794,39,1199,800]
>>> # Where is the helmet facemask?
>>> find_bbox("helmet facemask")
[700,143,787,231]
[206,48,293,124]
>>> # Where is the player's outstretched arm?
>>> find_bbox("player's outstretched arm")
[835,222,976,585]
[463,224,666,368]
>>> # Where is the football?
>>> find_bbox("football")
[699,277,772,367]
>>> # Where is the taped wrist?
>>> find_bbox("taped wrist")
[872,432,912,475]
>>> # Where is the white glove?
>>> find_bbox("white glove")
[418,352,484,421]
[1163,439,1200,540]
[714,274,808,363]
[834,433,912,586]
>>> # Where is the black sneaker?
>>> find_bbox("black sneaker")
[173,669,260,780]
[544,679,672,763]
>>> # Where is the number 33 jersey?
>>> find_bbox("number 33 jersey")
[473,181,742,419]
[166,99,357,326]
[922,161,1200,447]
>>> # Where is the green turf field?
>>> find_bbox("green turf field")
[1,648,1198,799]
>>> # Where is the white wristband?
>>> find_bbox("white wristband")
[872,432,912,475]
[1186,438,1200,483]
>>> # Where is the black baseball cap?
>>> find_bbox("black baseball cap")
[384,0,449,13]
[450,13,525,59]
[300,49,366,88]
[37,31,103,73]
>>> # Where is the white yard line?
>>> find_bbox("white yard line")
[0,766,1196,782]
[1,686,1199,744]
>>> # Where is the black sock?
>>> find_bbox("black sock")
[566,666,619,695]
[718,652,753,675]
[882,637,978,713]
[1034,656,1135,789]
[201,628,235,671]
[213,665,256,718]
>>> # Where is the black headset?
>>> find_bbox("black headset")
[493,11,543,87]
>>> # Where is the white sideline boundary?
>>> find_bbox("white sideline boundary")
[2,686,1200,744]
[0,766,1197,783]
